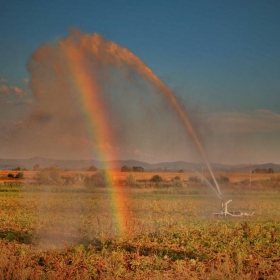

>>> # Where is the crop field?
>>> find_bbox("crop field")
[1,170,280,279]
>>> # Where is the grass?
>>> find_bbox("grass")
[0,174,280,279]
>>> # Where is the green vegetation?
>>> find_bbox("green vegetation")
[253,168,275,174]
[13,167,22,171]
[88,165,97,172]
[15,172,24,179]
[7,172,24,179]
[84,170,109,188]
[35,165,63,185]
[121,165,132,172]
[126,173,138,188]
[150,174,164,183]
[1,178,280,279]
[121,166,145,172]
[189,176,200,183]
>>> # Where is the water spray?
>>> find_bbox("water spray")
[195,171,254,217]
[195,171,222,199]
[28,30,254,226]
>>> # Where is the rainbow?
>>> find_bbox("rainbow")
[52,29,221,237]
[58,37,129,236]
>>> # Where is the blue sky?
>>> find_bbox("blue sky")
[0,0,280,164]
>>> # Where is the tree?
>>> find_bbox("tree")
[121,166,131,172]
[13,167,21,171]
[268,168,275,174]
[84,170,109,188]
[88,166,97,172]
[35,165,63,185]
[188,176,199,183]
[172,176,184,187]
[253,168,272,174]
[15,172,24,179]
[217,175,230,183]
[132,166,144,172]
[150,175,163,183]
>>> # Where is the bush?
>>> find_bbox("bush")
[172,176,184,188]
[121,166,132,172]
[59,174,85,186]
[7,173,14,178]
[126,173,139,188]
[150,175,163,183]
[188,176,199,183]
[132,166,144,172]
[208,175,230,186]
[88,166,97,172]
[35,166,63,185]
[218,176,230,183]
[15,172,24,179]
[268,168,275,174]
[13,167,21,171]
[84,170,109,188]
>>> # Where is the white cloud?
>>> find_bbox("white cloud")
[10,86,25,97]
[0,85,10,95]
[205,110,280,133]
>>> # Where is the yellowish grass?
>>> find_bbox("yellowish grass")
[0,171,280,279]
[0,169,278,184]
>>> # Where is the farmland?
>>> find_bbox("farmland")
[0,170,280,279]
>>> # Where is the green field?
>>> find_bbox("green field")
[1,181,280,279]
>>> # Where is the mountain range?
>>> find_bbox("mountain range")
[0,157,279,172]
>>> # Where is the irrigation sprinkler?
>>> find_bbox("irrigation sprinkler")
[194,170,254,217]
[213,200,254,217]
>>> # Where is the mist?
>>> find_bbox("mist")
[2,29,277,165]
[1,29,207,163]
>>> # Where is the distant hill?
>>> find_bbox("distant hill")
[0,157,99,170]
[233,163,280,173]
[0,157,279,172]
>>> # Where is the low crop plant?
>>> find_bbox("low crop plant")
[1,177,280,279]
